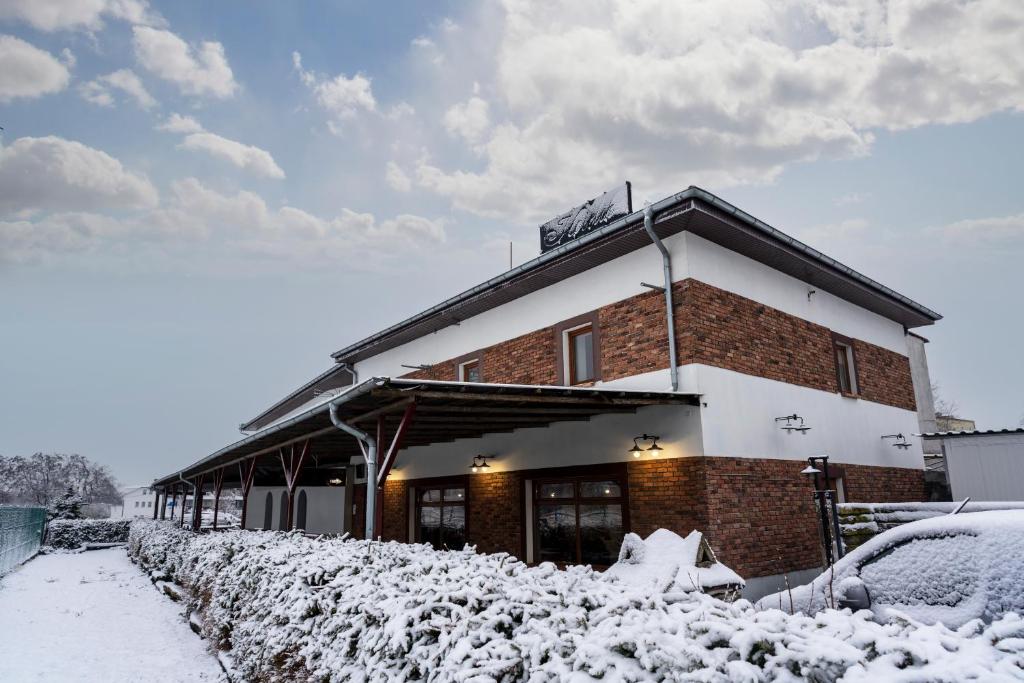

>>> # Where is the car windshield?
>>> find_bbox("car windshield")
[860,533,979,607]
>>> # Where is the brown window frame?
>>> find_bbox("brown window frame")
[460,359,481,383]
[553,311,602,385]
[567,325,596,385]
[831,332,860,397]
[452,350,485,383]
[531,465,629,569]
[413,476,469,549]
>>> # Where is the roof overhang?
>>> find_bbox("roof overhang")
[330,186,941,365]
[153,378,699,488]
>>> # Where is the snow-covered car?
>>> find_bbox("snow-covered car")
[604,528,744,601]
[756,510,1024,627]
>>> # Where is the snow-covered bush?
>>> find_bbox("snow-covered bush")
[128,520,1024,682]
[46,519,131,549]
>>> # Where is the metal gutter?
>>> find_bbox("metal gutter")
[642,203,679,392]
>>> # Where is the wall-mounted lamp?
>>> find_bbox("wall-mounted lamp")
[629,434,662,458]
[881,433,913,450]
[469,455,491,473]
[776,414,811,433]
[327,477,344,486]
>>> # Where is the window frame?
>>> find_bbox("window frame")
[567,325,596,385]
[413,476,469,550]
[531,465,629,568]
[831,332,860,397]
[452,350,485,383]
[459,358,481,383]
[553,311,602,386]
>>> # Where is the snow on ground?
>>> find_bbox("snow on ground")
[0,548,223,682]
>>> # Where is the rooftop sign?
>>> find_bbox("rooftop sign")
[539,182,632,253]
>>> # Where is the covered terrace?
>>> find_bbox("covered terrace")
[150,378,699,538]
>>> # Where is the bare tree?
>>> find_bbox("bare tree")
[931,382,960,418]
[0,453,121,507]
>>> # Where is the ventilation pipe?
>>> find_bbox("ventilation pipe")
[329,401,378,540]
[643,204,679,392]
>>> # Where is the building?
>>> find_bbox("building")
[152,185,940,598]
[111,485,157,519]
[920,429,1024,501]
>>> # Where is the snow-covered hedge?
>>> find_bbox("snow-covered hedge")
[839,501,1024,550]
[128,520,1024,682]
[46,519,131,549]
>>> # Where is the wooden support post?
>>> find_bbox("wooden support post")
[192,474,205,532]
[211,468,225,531]
[238,459,257,530]
[159,489,166,520]
[179,485,187,527]
[373,403,417,538]
[152,489,159,520]
[279,440,310,531]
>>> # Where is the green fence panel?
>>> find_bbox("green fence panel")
[0,506,47,575]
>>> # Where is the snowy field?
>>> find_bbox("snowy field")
[0,548,224,682]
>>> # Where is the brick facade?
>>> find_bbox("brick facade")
[401,278,915,413]
[381,457,926,579]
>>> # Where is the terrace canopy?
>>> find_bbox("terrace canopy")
[152,377,699,535]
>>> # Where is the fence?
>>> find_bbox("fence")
[0,506,47,575]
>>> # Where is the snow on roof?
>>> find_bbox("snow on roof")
[918,428,1024,439]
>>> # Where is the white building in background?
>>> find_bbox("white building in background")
[110,485,156,519]
[922,429,1024,501]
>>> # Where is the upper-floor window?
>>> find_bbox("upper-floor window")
[567,325,596,385]
[832,334,859,396]
[459,359,481,383]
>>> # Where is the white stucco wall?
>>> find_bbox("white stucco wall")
[244,486,347,534]
[942,434,1024,501]
[389,403,703,481]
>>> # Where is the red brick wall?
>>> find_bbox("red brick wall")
[468,471,523,555]
[673,280,916,412]
[626,457,707,538]
[380,479,408,542]
[843,463,926,503]
[399,278,915,412]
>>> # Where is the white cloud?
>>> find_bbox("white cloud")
[0,35,70,101]
[79,68,157,109]
[0,177,446,263]
[0,136,158,214]
[180,133,286,179]
[385,161,412,192]
[133,26,237,99]
[0,0,161,32]
[155,114,285,179]
[293,51,376,127]
[156,112,203,134]
[443,96,490,145]
[414,0,1024,220]
[936,213,1024,246]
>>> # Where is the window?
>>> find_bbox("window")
[134,501,139,508]
[296,490,308,531]
[416,484,466,550]
[262,492,273,530]
[278,491,288,530]
[832,334,859,395]
[567,325,595,385]
[460,359,481,383]
[534,476,625,567]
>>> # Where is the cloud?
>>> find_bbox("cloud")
[156,112,203,134]
[443,96,490,145]
[0,35,70,101]
[414,0,1024,221]
[0,136,158,215]
[79,68,157,109]
[385,161,412,192]
[936,213,1024,246]
[0,0,161,32]
[155,114,285,179]
[0,177,446,264]
[133,26,237,99]
[292,51,376,127]
[180,133,286,179]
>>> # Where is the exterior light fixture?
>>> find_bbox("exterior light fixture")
[630,434,662,457]
[469,455,491,473]
[800,465,821,476]
[327,477,344,486]
[775,414,811,433]
[881,433,912,450]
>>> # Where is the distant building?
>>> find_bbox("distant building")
[935,415,977,432]
[110,485,156,519]
[921,429,1024,501]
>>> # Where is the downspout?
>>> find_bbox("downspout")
[329,401,378,540]
[643,204,679,392]
[339,362,358,385]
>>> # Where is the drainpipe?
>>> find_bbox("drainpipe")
[339,362,358,385]
[643,204,679,392]
[329,401,378,540]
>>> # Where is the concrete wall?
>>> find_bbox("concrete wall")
[943,434,1024,501]
[906,334,939,452]
[244,486,347,534]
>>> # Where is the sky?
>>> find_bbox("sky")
[1,0,1022,486]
